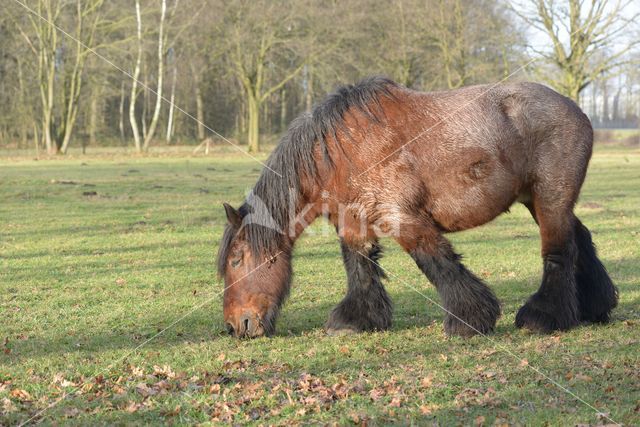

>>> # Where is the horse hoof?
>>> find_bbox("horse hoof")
[515,301,578,333]
[325,328,358,336]
[444,315,495,338]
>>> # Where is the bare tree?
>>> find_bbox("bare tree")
[128,0,180,152]
[433,0,469,89]
[129,0,143,152]
[226,0,315,152]
[14,0,104,154]
[15,0,60,154]
[142,0,168,151]
[515,0,640,102]
[57,0,105,154]
[165,57,177,143]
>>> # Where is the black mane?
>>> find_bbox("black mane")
[217,76,398,275]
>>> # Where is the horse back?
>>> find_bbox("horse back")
[332,82,593,232]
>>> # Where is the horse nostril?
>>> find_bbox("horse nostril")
[231,313,262,338]
[225,322,234,335]
[242,316,251,334]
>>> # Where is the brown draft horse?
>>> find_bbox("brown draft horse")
[217,77,618,338]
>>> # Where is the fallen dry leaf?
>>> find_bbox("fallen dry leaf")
[130,366,144,377]
[483,371,496,379]
[153,365,176,379]
[574,373,592,382]
[135,383,157,398]
[163,405,181,416]
[10,389,31,401]
[369,387,385,401]
[125,401,142,413]
[389,397,402,407]
[419,404,433,415]
[419,374,434,388]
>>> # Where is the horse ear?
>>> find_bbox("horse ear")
[223,203,242,228]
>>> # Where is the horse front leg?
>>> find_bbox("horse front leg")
[325,239,393,335]
[396,225,500,337]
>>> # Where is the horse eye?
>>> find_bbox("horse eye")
[230,257,242,268]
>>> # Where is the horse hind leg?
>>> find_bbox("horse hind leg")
[574,218,618,322]
[517,197,580,332]
[325,239,393,335]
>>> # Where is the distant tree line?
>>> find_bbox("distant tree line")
[0,0,638,154]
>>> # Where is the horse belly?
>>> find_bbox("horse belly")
[426,155,522,232]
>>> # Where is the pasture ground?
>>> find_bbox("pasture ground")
[1,146,639,425]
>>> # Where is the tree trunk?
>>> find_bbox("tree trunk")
[20,124,28,150]
[602,81,609,123]
[17,58,29,149]
[264,96,270,136]
[119,80,126,145]
[568,80,581,104]
[195,81,205,140]
[59,0,100,154]
[59,60,82,154]
[89,86,99,147]
[42,52,56,154]
[625,75,633,121]
[38,4,58,155]
[166,63,177,144]
[612,86,622,122]
[143,0,167,151]
[142,69,148,140]
[43,107,54,154]
[247,94,260,152]
[33,121,40,157]
[591,83,598,123]
[189,61,205,140]
[60,112,77,153]
[129,0,143,152]
[239,100,246,138]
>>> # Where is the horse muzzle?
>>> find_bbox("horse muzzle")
[225,311,265,338]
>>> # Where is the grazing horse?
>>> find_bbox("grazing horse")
[217,77,618,338]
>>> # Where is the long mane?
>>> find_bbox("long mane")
[217,76,398,275]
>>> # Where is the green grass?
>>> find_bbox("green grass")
[1,147,639,425]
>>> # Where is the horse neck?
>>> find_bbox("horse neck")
[284,176,326,244]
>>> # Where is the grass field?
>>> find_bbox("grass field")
[1,146,639,425]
